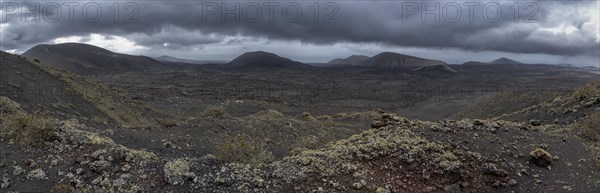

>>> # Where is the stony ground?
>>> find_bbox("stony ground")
[1,98,599,192]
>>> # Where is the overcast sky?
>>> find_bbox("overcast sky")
[1,0,599,66]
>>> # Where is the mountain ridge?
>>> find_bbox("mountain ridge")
[361,52,447,68]
[327,55,370,66]
[22,43,167,75]
[489,57,523,65]
[226,51,311,69]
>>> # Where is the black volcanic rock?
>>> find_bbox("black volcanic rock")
[362,52,447,68]
[23,43,166,75]
[327,55,370,66]
[226,51,310,68]
[489,57,523,65]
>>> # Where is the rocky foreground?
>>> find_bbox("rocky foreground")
[1,91,599,192]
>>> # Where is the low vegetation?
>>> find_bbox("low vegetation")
[299,111,318,122]
[31,61,156,128]
[157,118,178,127]
[0,96,21,115]
[49,183,74,193]
[201,106,229,117]
[580,110,600,141]
[573,81,600,101]
[0,112,56,148]
[217,132,272,165]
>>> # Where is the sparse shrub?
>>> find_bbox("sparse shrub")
[295,135,319,149]
[581,110,600,141]
[573,81,600,101]
[300,111,317,122]
[33,58,40,63]
[157,118,178,127]
[202,106,228,117]
[92,116,109,124]
[1,112,56,148]
[49,183,74,193]
[217,132,272,165]
[0,96,21,115]
[319,115,332,120]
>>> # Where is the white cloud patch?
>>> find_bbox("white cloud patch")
[54,34,148,53]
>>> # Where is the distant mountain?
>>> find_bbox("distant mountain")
[154,55,226,65]
[462,61,489,65]
[327,55,370,66]
[362,52,447,68]
[555,63,576,68]
[23,43,166,75]
[226,51,310,69]
[154,55,203,64]
[489,57,523,65]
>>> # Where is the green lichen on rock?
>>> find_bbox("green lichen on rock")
[164,158,197,185]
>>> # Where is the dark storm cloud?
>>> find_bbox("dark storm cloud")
[1,0,598,57]
[127,25,222,48]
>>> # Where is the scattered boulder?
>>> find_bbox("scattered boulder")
[75,168,84,175]
[376,187,391,193]
[529,120,541,126]
[24,159,37,168]
[90,160,111,172]
[13,166,25,176]
[91,149,107,159]
[482,163,507,177]
[352,179,367,190]
[445,183,461,193]
[1,177,9,189]
[164,159,196,185]
[26,169,46,180]
[473,120,484,126]
[530,148,552,167]
[371,113,401,128]
[121,164,131,172]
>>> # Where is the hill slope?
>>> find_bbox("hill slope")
[489,57,523,65]
[327,55,370,66]
[412,64,459,78]
[462,61,489,65]
[153,55,225,65]
[0,51,155,128]
[362,52,447,68]
[22,43,166,75]
[226,51,311,69]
